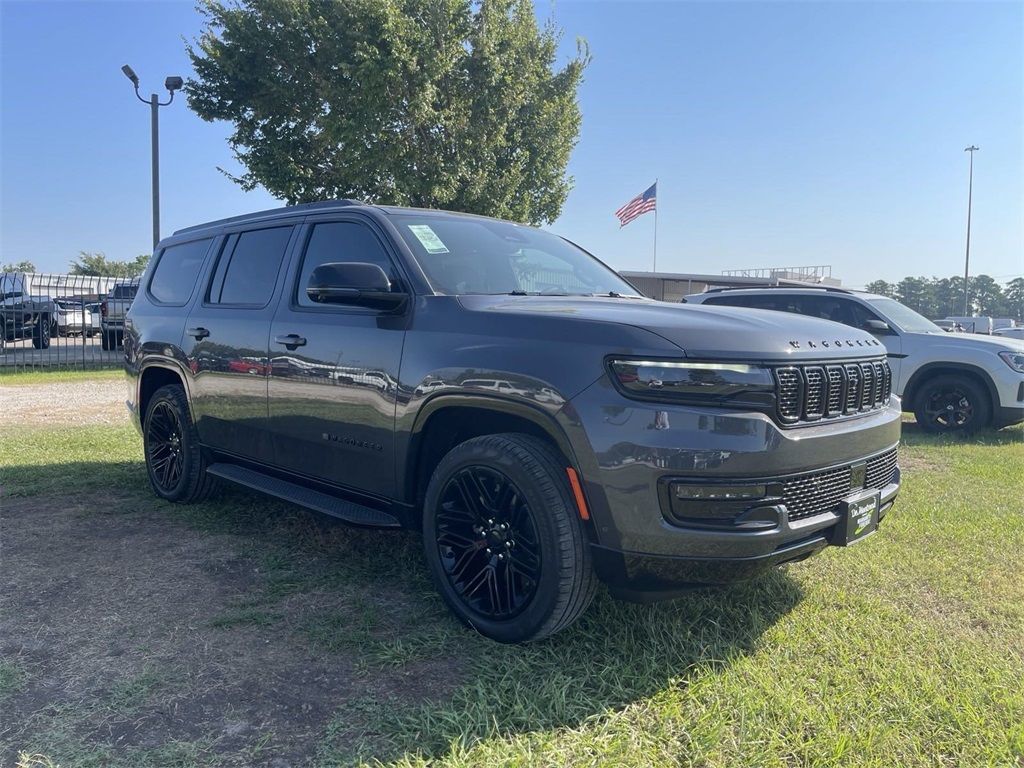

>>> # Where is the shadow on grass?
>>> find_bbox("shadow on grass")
[5,461,805,766]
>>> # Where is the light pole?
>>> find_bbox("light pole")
[121,65,183,250]
[962,145,979,316]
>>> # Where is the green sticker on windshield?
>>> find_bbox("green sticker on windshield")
[407,224,449,254]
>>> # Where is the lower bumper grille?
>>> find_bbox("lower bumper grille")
[782,447,899,521]
[782,466,853,521]
[865,448,899,489]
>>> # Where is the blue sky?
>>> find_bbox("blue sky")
[1,0,1021,287]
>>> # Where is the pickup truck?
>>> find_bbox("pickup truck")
[1,272,55,349]
[100,280,140,350]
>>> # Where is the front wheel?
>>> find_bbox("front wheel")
[143,384,216,503]
[422,433,596,643]
[914,374,992,433]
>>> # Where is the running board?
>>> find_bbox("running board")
[206,463,401,528]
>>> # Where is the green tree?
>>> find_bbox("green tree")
[70,252,150,277]
[931,277,962,319]
[864,280,894,297]
[186,0,589,225]
[1004,277,1024,321]
[895,276,932,317]
[969,274,1005,317]
[2,260,36,273]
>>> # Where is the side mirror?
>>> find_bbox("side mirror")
[306,262,407,311]
[864,319,892,334]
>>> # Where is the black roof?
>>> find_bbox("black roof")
[171,199,366,237]
[170,199,516,240]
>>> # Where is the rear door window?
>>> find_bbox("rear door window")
[149,239,213,305]
[208,226,293,307]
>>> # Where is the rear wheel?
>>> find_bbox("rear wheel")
[143,384,216,503]
[31,315,51,349]
[422,433,596,643]
[914,374,991,433]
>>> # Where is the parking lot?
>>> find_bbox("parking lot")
[1,370,1021,767]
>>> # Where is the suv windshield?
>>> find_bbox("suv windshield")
[391,214,640,297]
[865,297,942,333]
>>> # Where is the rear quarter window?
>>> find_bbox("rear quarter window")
[148,239,213,305]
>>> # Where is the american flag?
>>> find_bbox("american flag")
[615,182,657,227]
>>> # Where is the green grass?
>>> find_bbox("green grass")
[2,408,1021,767]
[0,367,124,386]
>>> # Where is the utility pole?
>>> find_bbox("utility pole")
[963,145,979,316]
[122,65,183,250]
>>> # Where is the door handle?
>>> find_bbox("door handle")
[187,327,210,340]
[274,334,307,349]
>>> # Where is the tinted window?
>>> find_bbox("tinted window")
[149,239,212,305]
[707,293,883,331]
[705,294,782,311]
[296,222,399,308]
[210,227,293,306]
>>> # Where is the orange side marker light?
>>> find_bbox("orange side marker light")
[565,467,590,521]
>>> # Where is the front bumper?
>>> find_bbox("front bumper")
[992,366,1024,428]
[561,377,903,595]
[593,477,899,601]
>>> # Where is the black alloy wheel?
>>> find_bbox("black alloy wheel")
[435,465,542,620]
[146,401,186,493]
[143,384,216,503]
[422,433,596,643]
[914,374,991,434]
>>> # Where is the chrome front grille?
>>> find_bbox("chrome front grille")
[774,359,892,424]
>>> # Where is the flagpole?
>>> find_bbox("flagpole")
[653,178,658,272]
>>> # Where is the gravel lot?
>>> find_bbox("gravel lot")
[1,377,127,427]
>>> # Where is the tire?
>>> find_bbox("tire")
[913,374,992,433]
[31,315,51,349]
[101,330,114,351]
[143,384,216,503]
[422,433,597,643]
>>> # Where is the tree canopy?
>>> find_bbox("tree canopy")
[186,0,590,225]
[863,274,1022,321]
[2,260,37,273]
[70,252,150,278]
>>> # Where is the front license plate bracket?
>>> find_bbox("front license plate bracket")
[832,490,880,546]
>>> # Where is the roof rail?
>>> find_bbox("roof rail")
[172,199,366,237]
[701,284,855,295]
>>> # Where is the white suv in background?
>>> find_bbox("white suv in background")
[685,287,1024,434]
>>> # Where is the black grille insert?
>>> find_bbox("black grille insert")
[782,466,853,521]
[865,448,899,489]
[775,359,891,424]
[781,447,899,521]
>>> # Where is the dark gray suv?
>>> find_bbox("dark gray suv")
[125,201,902,642]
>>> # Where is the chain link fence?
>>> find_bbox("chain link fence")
[1,272,138,371]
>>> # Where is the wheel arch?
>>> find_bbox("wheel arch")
[138,361,192,423]
[902,362,998,413]
[404,395,583,513]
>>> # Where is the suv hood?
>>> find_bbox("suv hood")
[906,331,1024,352]
[458,295,886,362]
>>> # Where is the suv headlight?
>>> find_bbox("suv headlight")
[998,350,1024,373]
[608,359,775,406]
